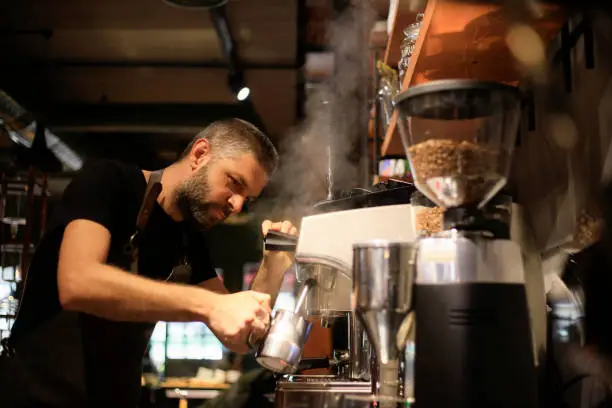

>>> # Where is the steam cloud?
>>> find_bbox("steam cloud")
[255,0,376,223]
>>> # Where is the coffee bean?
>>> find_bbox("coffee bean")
[407,139,508,205]
[414,206,444,235]
[574,208,603,249]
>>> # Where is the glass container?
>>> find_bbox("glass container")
[376,61,400,134]
[395,79,522,209]
[398,13,424,84]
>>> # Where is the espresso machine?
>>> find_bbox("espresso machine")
[256,182,418,407]
[388,79,538,407]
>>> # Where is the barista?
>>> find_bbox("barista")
[0,118,298,408]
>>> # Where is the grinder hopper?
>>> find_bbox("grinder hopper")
[394,79,523,210]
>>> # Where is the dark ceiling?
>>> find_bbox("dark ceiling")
[0,0,304,169]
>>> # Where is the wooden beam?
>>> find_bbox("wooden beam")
[0,0,297,30]
[0,28,297,66]
[0,65,292,103]
[43,103,259,135]
[0,66,298,136]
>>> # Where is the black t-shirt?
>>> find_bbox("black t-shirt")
[0,159,217,408]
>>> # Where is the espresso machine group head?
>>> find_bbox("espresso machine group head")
[390,79,538,408]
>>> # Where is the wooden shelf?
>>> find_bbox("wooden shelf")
[379,0,568,157]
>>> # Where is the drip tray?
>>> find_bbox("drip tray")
[275,376,372,408]
[278,375,371,391]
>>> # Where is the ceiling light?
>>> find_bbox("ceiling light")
[228,73,250,101]
[236,86,250,101]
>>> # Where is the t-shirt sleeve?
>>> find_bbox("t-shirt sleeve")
[187,232,218,285]
[59,159,126,232]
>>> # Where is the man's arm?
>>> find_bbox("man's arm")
[199,277,228,295]
[251,253,293,307]
[58,219,220,322]
[58,219,270,352]
[250,220,297,307]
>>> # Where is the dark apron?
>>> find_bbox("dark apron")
[0,169,193,407]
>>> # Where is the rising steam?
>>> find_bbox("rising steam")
[255,0,375,222]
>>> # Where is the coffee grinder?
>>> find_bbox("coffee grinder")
[394,79,538,408]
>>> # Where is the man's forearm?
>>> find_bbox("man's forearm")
[61,262,216,324]
[250,252,292,307]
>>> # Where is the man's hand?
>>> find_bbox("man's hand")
[206,290,271,353]
[262,219,298,259]
[261,219,298,276]
[262,220,298,243]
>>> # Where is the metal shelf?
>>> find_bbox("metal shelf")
[0,169,49,341]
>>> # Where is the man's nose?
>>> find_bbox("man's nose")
[228,195,245,213]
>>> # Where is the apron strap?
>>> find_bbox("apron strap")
[136,170,164,232]
[125,170,164,274]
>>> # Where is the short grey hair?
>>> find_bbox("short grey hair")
[180,118,279,175]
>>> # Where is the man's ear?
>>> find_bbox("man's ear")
[188,139,211,170]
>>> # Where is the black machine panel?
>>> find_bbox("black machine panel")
[313,179,416,214]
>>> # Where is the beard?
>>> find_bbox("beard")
[175,164,231,231]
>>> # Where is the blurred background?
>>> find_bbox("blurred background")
[1,0,612,407]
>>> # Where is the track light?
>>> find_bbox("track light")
[236,86,250,101]
[228,73,250,102]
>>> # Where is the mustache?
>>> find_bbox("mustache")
[203,202,232,219]
[188,202,232,232]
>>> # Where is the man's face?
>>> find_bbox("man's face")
[175,153,268,230]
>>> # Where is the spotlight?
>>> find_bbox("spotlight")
[228,73,251,101]
[236,86,250,101]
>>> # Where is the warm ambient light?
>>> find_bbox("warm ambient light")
[237,86,250,101]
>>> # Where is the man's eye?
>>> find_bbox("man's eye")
[228,176,238,185]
